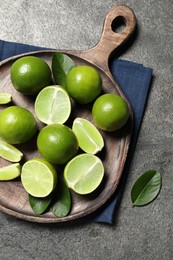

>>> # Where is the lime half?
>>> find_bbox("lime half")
[72,118,104,154]
[0,93,12,104]
[21,158,58,197]
[64,154,104,195]
[0,163,21,181]
[35,85,71,125]
[0,140,23,162]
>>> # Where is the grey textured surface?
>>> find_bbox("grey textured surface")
[0,0,172,259]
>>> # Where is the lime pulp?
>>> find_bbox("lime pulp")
[72,117,104,154]
[21,158,58,197]
[64,154,104,195]
[0,93,12,104]
[0,163,21,181]
[35,85,71,125]
[0,140,23,162]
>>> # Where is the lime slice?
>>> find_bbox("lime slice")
[64,154,104,195]
[21,158,58,197]
[35,85,71,125]
[72,118,104,154]
[0,93,12,104]
[0,163,21,181]
[0,140,23,162]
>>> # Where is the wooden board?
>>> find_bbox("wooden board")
[0,5,136,223]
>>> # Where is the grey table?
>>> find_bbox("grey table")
[0,1,172,259]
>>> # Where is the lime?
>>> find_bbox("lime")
[35,85,71,125]
[0,163,21,181]
[66,65,102,104]
[0,93,12,104]
[10,56,52,95]
[21,158,57,197]
[72,118,104,154]
[0,106,37,144]
[0,140,23,162]
[92,93,129,132]
[37,124,78,165]
[64,154,104,195]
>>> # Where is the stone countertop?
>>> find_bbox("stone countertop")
[0,1,172,259]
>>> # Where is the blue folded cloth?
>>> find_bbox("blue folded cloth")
[0,40,153,224]
[92,60,153,223]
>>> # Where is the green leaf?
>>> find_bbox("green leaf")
[28,194,52,215]
[51,178,71,217]
[131,170,162,206]
[52,52,76,87]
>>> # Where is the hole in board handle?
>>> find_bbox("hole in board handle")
[111,16,126,33]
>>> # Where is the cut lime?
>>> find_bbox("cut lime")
[0,163,21,181]
[21,158,58,197]
[0,93,12,104]
[0,140,23,162]
[72,118,104,154]
[35,85,71,125]
[64,154,104,195]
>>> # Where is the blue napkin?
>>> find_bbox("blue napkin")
[0,40,153,224]
[92,60,153,223]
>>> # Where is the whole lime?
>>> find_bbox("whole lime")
[0,106,37,144]
[92,93,129,132]
[10,56,52,95]
[37,124,78,165]
[66,65,102,104]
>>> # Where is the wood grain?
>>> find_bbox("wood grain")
[0,5,136,223]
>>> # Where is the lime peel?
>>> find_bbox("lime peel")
[92,93,129,132]
[37,124,78,165]
[10,56,52,95]
[0,106,37,144]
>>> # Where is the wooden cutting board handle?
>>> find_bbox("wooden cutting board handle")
[80,5,136,72]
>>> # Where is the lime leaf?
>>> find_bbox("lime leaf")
[51,178,71,217]
[28,193,52,215]
[52,52,76,87]
[0,139,23,162]
[0,93,12,104]
[131,170,162,206]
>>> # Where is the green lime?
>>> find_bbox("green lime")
[35,85,71,125]
[92,93,129,132]
[10,56,52,95]
[72,118,104,154]
[0,140,23,162]
[0,93,12,104]
[0,106,37,144]
[66,65,102,104]
[0,163,21,181]
[37,124,78,165]
[21,158,57,197]
[64,154,104,195]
